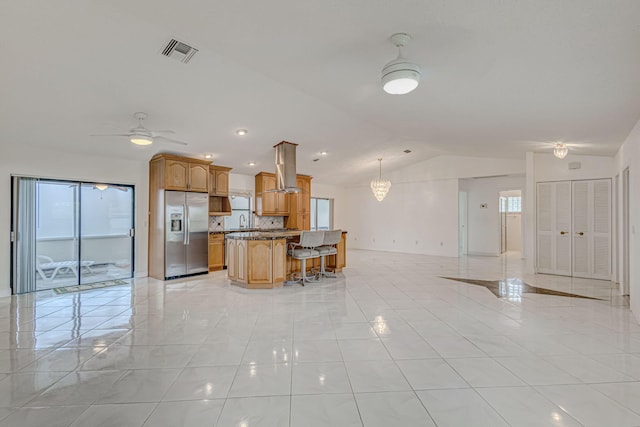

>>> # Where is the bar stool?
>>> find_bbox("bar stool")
[287,231,324,285]
[315,230,342,278]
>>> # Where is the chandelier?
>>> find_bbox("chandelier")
[370,158,391,201]
[553,142,568,159]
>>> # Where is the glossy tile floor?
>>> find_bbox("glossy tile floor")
[0,249,638,426]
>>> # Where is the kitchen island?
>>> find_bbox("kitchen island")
[225,230,347,289]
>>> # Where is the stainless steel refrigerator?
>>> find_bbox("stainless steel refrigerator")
[165,191,209,279]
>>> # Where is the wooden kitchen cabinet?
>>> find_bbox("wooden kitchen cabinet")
[208,234,224,271]
[285,175,312,230]
[209,165,231,196]
[209,165,232,215]
[255,172,289,216]
[150,154,211,193]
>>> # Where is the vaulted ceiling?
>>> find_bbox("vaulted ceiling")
[2,1,640,184]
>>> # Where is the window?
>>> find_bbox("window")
[500,196,522,213]
[507,196,522,213]
[310,197,332,231]
[225,194,252,229]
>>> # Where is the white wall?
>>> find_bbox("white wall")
[463,176,526,256]
[0,145,148,297]
[534,153,615,182]
[615,118,640,320]
[343,155,529,258]
[507,214,522,252]
[344,179,460,256]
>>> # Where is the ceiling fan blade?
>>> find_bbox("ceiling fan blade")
[150,129,176,134]
[89,133,130,137]
[155,135,188,146]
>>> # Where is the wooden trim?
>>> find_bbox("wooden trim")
[150,153,212,166]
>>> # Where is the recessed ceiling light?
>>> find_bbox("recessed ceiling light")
[320,151,328,156]
[248,161,256,166]
[236,129,248,136]
[204,154,212,159]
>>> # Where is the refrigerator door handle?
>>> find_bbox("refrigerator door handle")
[183,204,188,245]
[185,204,191,245]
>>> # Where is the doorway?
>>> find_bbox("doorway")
[458,191,468,256]
[11,177,135,294]
[499,190,523,256]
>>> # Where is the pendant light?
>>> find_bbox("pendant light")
[370,158,391,201]
[381,33,421,95]
[553,142,569,159]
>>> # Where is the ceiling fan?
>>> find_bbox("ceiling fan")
[90,112,187,146]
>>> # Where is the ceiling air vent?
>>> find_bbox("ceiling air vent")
[161,38,198,64]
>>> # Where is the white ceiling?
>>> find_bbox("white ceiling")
[2,1,640,185]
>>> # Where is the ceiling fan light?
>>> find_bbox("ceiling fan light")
[382,62,421,95]
[94,184,109,191]
[130,136,153,145]
[553,142,568,159]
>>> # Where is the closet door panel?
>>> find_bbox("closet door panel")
[572,181,591,278]
[536,183,554,273]
[555,181,572,276]
[592,179,611,280]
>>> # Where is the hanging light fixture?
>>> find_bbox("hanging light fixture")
[370,158,391,201]
[553,142,569,159]
[381,33,421,95]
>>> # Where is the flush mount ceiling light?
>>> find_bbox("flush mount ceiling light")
[370,158,391,202]
[381,33,421,95]
[248,161,256,166]
[553,142,569,159]
[204,154,213,159]
[236,129,248,136]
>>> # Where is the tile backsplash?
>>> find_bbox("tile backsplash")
[255,215,284,229]
[209,216,225,231]
[208,215,284,231]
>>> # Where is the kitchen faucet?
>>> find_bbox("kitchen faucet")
[239,214,246,229]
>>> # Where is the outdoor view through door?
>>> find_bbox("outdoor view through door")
[11,178,134,293]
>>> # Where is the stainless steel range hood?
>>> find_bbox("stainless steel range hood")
[274,141,300,193]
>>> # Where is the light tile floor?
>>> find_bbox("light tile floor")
[0,249,638,426]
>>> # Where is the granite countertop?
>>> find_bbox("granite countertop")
[210,228,297,235]
[225,230,302,240]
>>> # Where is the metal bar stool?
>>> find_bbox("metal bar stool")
[287,231,325,285]
[315,230,342,278]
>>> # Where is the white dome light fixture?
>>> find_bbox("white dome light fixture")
[370,158,391,201]
[553,142,569,159]
[382,33,421,95]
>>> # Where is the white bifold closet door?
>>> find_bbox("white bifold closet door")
[536,179,611,279]
[572,179,611,280]
[537,181,572,276]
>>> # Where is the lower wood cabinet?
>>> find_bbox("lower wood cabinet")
[208,234,224,271]
[227,238,286,289]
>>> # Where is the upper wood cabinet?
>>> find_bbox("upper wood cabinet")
[255,172,289,216]
[286,175,312,229]
[150,154,211,193]
[209,165,231,196]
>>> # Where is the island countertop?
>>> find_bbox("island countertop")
[225,230,303,240]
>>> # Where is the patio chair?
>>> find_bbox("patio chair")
[36,256,95,281]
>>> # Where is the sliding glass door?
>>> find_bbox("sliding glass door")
[11,177,134,294]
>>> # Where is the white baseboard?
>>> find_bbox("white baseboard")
[466,251,499,257]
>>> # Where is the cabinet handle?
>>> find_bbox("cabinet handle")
[560,231,567,235]
[576,231,584,236]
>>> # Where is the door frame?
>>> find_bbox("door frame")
[622,168,630,295]
[10,176,135,293]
